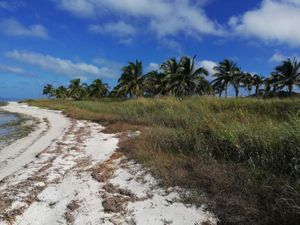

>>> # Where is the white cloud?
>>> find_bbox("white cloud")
[0,64,33,77]
[146,62,160,72]
[52,0,224,39]
[229,0,300,46]
[269,52,300,63]
[52,0,96,18]
[0,1,25,10]
[197,59,218,81]
[0,18,48,39]
[93,57,123,75]
[89,21,136,38]
[6,50,118,79]
[198,60,218,75]
[269,53,286,63]
[89,20,136,44]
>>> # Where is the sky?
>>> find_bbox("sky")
[0,0,300,99]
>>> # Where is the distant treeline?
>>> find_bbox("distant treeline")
[43,56,300,100]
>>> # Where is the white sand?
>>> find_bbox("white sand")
[0,102,216,225]
[0,102,69,180]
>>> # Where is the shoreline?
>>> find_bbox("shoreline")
[0,110,36,150]
[0,102,70,180]
[0,102,215,225]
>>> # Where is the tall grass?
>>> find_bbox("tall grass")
[29,97,300,177]
[27,97,300,225]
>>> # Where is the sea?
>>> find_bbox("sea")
[0,98,34,143]
[0,112,17,137]
[0,97,25,102]
[0,98,20,140]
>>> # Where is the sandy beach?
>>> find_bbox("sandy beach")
[0,102,216,225]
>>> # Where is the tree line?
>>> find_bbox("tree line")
[43,56,300,100]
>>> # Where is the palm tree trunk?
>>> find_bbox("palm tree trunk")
[234,85,239,98]
[288,85,293,96]
[272,86,276,94]
[225,83,228,98]
[255,85,259,97]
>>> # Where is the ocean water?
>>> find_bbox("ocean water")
[0,97,29,102]
[0,112,17,137]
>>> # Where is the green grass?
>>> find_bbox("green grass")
[27,97,300,225]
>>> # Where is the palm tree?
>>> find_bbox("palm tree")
[212,59,239,98]
[242,73,254,96]
[263,77,272,97]
[212,79,225,98]
[161,56,208,97]
[68,79,81,99]
[231,69,243,98]
[68,79,88,100]
[79,83,89,100]
[179,56,209,96]
[110,83,127,99]
[252,74,263,97]
[55,86,68,99]
[270,73,282,95]
[195,77,212,96]
[43,84,55,98]
[160,57,179,95]
[89,79,109,99]
[117,60,145,98]
[274,58,300,96]
[143,70,166,97]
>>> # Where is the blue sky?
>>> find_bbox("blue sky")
[0,0,300,99]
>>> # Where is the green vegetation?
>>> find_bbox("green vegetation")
[0,102,7,106]
[27,97,300,225]
[43,78,108,100]
[36,55,300,224]
[37,55,300,224]
[43,57,300,100]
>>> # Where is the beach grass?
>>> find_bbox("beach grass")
[27,97,300,225]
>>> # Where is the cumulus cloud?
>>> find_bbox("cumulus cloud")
[269,52,300,63]
[0,1,25,10]
[146,62,160,72]
[0,64,34,77]
[198,60,218,76]
[0,18,48,39]
[229,0,300,46]
[269,53,286,63]
[51,0,96,18]
[6,50,118,79]
[93,57,123,75]
[52,0,224,39]
[89,21,136,37]
[89,20,137,44]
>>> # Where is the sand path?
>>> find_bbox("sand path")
[0,102,216,225]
